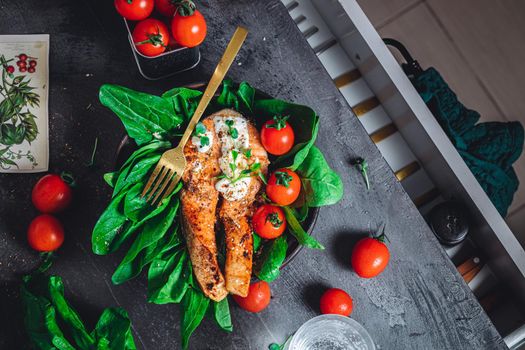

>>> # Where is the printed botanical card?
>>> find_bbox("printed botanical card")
[0,34,49,172]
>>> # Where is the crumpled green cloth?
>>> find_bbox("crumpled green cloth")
[411,67,524,217]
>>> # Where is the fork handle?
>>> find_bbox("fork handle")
[179,26,249,147]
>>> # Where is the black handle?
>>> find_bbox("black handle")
[383,38,423,78]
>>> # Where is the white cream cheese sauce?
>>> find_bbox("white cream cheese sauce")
[213,116,251,201]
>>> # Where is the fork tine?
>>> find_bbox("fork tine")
[146,167,171,202]
[157,172,182,206]
[141,163,164,198]
[151,169,175,205]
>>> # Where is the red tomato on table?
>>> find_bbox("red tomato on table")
[233,281,271,313]
[351,236,390,278]
[27,215,64,252]
[114,0,154,20]
[132,19,170,57]
[252,205,286,239]
[320,288,353,316]
[266,168,301,206]
[32,174,72,213]
[261,115,295,155]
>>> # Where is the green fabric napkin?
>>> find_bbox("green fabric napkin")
[412,67,524,217]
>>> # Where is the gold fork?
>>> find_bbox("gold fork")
[141,26,248,205]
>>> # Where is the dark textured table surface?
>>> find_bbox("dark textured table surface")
[0,0,506,349]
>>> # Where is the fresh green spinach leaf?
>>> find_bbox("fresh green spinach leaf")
[255,235,288,282]
[92,190,129,255]
[216,79,255,113]
[99,84,183,146]
[181,288,210,350]
[253,232,262,253]
[113,199,179,284]
[162,87,202,124]
[283,206,324,250]
[296,145,343,207]
[103,172,118,188]
[48,276,95,349]
[213,298,233,332]
[92,308,137,350]
[148,248,191,304]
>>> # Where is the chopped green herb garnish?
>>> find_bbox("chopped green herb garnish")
[231,149,239,162]
[244,148,252,159]
[225,119,238,139]
[200,136,210,147]
[352,157,370,190]
[194,122,206,136]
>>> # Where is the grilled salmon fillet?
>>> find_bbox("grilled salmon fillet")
[216,110,269,297]
[181,116,228,302]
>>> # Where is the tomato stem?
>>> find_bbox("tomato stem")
[135,26,167,48]
[172,0,196,16]
[61,171,76,187]
[265,115,290,131]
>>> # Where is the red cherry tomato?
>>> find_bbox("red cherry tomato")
[320,288,353,316]
[27,215,64,252]
[266,168,301,206]
[351,236,390,278]
[252,205,286,239]
[233,281,271,313]
[32,174,73,214]
[114,0,153,20]
[261,115,295,156]
[132,19,170,57]
[171,9,207,47]
[154,0,177,17]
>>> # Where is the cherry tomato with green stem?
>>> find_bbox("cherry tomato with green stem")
[32,174,73,214]
[351,234,390,278]
[114,0,153,20]
[171,0,206,48]
[132,19,170,57]
[319,288,353,316]
[252,205,286,239]
[27,215,64,252]
[233,281,271,313]
[266,168,301,206]
[261,115,295,156]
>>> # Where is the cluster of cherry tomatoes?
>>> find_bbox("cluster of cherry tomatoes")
[27,174,73,252]
[4,53,38,75]
[233,115,391,317]
[233,236,390,316]
[114,0,207,57]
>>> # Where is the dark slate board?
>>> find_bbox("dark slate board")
[0,0,506,349]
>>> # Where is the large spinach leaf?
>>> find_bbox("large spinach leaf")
[213,298,233,332]
[283,206,324,250]
[255,235,288,282]
[162,87,202,123]
[92,190,129,255]
[181,288,210,350]
[148,248,191,304]
[99,84,183,146]
[296,145,344,207]
[112,199,179,284]
[21,273,137,350]
[92,308,137,350]
[215,79,255,113]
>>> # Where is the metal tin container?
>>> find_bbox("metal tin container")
[123,19,200,80]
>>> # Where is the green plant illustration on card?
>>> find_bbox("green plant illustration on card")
[0,54,40,169]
